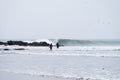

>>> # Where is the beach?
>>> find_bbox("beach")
[0,0,119,79]
[0,46,120,80]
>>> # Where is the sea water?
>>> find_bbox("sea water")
[0,45,120,80]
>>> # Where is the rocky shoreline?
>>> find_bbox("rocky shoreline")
[0,40,50,46]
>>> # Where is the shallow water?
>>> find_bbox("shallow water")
[0,46,120,80]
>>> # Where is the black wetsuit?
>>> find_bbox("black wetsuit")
[49,44,53,50]
[56,43,59,48]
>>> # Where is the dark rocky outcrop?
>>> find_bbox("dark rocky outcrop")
[0,41,6,45]
[7,41,28,46]
[3,48,10,51]
[0,40,50,46]
[1,48,25,51]
[29,42,49,46]
[14,48,25,50]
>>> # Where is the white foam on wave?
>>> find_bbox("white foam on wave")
[24,39,55,45]
[0,45,120,57]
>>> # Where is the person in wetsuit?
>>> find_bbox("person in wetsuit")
[49,43,53,50]
[56,42,60,48]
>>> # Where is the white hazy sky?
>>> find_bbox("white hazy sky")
[0,0,120,40]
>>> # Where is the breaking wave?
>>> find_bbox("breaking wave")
[55,39,120,46]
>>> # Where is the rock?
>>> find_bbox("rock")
[3,48,10,51]
[7,40,28,46]
[29,42,49,46]
[0,40,50,46]
[14,48,25,50]
[0,41,6,45]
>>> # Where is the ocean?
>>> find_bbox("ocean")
[0,39,120,80]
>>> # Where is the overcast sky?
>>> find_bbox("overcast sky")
[0,0,120,40]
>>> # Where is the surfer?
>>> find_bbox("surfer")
[56,42,60,48]
[49,43,53,50]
